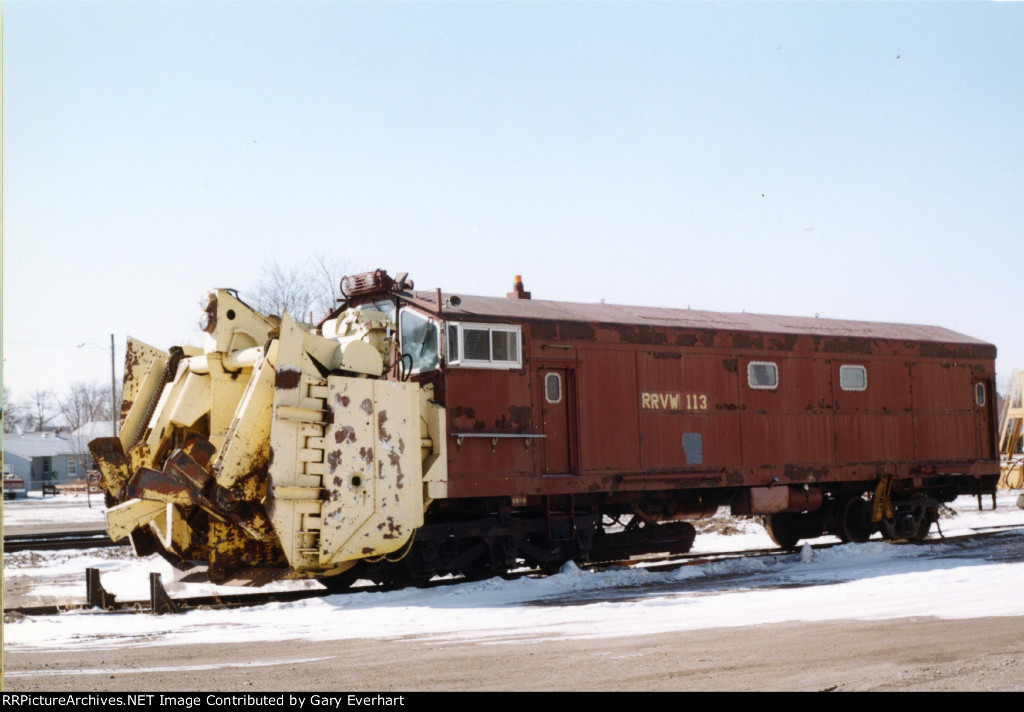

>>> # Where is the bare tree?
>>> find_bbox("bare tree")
[244,254,352,323]
[2,387,30,433]
[306,252,349,321]
[56,382,113,432]
[244,261,317,321]
[28,389,57,431]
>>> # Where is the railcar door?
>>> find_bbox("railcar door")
[974,376,997,459]
[538,365,576,475]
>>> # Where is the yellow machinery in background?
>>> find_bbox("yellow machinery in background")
[998,368,1023,490]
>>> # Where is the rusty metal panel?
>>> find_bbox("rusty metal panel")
[446,369,533,433]
[912,362,974,412]
[636,351,745,471]
[740,412,835,472]
[832,358,912,413]
[831,356,916,463]
[915,413,978,461]
[118,338,170,450]
[688,353,741,408]
[576,348,640,473]
[835,413,914,463]
[740,355,833,413]
[638,412,744,471]
[691,355,742,466]
[636,350,687,471]
[636,350,684,396]
[736,355,835,470]
[319,377,425,565]
[444,367,536,497]
[911,362,977,460]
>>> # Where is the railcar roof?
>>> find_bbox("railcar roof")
[411,291,991,347]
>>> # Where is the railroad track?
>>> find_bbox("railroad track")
[635,522,1024,573]
[3,530,127,553]
[4,567,479,618]
[6,522,1022,619]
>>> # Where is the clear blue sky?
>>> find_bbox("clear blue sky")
[3,1,1022,403]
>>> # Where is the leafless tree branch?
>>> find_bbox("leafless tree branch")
[2,387,31,433]
[29,389,57,432]
[243,254,353,323]
[56,382,114,432]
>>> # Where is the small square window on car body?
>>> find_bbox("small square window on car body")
[748,361,778,390]
[840,365,867,391]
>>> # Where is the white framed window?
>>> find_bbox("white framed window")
[839,364,867,392]
[446,322,522,369]
[747,361,778,390]
[975,382,986,407]
[68,456,77,475]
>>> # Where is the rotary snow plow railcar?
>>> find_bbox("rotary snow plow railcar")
[90,287,446,586]
[93,269,1000,588]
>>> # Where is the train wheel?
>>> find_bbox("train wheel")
[539,559,568,575]
[836,496,874,543]
[908,494,937,542]
[460,559,496,581]
[880,494,936,542]
[763,514,801,550]
[911,517,933,541]
[318,563,362,593]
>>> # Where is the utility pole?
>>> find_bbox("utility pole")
[89,333,119,509]
[110,333,118,437]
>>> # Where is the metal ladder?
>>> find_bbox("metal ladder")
[999,369,1024,489]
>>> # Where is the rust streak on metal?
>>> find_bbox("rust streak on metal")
[327,450,342,472]
[508,405,531,431]
[376,516,401,539]
[274,368,302,390]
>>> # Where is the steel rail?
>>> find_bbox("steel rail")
[3,530,127,553]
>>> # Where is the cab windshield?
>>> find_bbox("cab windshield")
[399,309,439,372]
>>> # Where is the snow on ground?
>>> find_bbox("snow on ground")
[4,492,1024,654]
[3,491,108,528]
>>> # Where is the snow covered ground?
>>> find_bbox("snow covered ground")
[4,491,1024,654]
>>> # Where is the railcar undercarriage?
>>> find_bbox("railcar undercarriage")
[320,499,706,588]
[757,480,991,550]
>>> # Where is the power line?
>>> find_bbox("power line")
[5,338,114,350]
